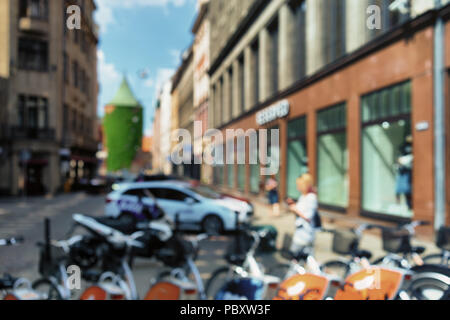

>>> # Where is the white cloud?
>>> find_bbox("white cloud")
[95,0,191,33]
[97,49,121,115]
[153,68,174,93]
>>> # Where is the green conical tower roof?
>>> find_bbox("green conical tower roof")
[108,76,141,107]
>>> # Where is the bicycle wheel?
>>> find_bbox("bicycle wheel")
[32,278,65,300]
[205,267,235,300]
[408,265,450,300]
[423,254,450,267]
[321,260,351,279]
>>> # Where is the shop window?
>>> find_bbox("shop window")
[362,81,413,218]
[213,144,224,186]
[237,164,245,192]
[18,38,48,72]
[287,116,308,199]
[226,139,235,189]
[250,134,260,194]
[317,103,348,208]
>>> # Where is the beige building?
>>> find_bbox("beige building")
[192,0,211,183]
[171,46,196,178]
[0,0,99,195]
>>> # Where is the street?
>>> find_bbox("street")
[0,192,441,299]
[0,192,279,298]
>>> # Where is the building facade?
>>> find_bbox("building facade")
[208,0,450,227]
[0,0,99,195]
[171,47,197,179]
[192,1,211,183]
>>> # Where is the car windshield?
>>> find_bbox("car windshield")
[189,186,221,199]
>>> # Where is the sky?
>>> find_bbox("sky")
[94,0,198,136]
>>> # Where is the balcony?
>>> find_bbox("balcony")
[10,126,55,140]
[19,17,49,34]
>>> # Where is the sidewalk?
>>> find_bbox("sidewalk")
[250,200,440,264]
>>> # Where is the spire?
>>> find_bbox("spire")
[108,76,140,107]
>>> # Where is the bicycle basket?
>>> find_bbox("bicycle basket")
[38,245,67,276]
[381,228,411,254]
[225,230,253,265]
[332,229,359,255]
[436,226,450,251]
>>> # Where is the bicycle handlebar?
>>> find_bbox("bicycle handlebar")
[0,236,24,247]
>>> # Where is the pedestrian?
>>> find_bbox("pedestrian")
[286,173,318,255]
[265,175,280,217]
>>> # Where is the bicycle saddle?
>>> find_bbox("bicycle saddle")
[354,249,373,260]
[225,253,247,266]
[281,249,309,262]
[83,270,102,283]
[410,246,426,255]
[92,217,135,234]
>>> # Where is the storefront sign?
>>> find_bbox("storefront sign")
[256,100,290,126]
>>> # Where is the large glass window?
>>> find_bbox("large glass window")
[317,103,348,208]
[212,144,224,186]
[237,164,245,192]
[250,135,260,194]
[362,81,413,218]
[287,116,308,199]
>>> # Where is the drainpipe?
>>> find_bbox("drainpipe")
[434,0,447,230]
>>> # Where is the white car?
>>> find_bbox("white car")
[105,181,253,234]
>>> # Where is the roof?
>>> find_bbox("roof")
[108,77,141,107]
[192,2,209,34]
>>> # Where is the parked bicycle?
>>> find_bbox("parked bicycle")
[1,237,43,300]
[422,226,450,266]
[204,226,280,300]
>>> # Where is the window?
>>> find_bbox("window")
[238,55,245,112]
[19,0,48,19]
[317,103,348,208]
[213,144,224,186]
[287,116,308,199]
[226,140,235,189]
[228,67,233,120]
[289,0,307,81]
[268,18,279,95]
[250,134,260,194]
[63,53,69,83]
[361,81,413,218]
[17,95,48,129]
[149,188,189,202]
[322,0,346,65]
[18,38,48,71]
[251,40,259,105]
[72,61,79,88]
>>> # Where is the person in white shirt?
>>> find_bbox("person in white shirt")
[286,174,318,254]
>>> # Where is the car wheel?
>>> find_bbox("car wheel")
[202,215,223,236]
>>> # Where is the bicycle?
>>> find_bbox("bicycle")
[0,237,43,300]
[204,226,280,300]
[320,224,378,279]
[361,220,450,300]
[273,230,414,300]
[422,226,450,266]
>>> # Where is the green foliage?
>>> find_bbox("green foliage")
[104,106,143,172]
